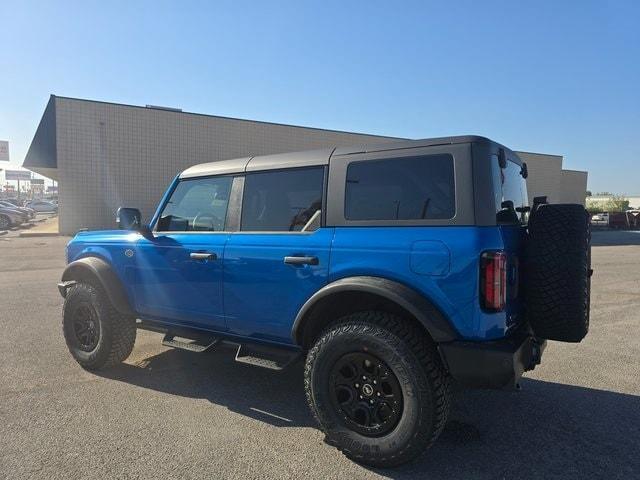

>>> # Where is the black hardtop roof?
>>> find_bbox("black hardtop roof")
[180,135,515,178]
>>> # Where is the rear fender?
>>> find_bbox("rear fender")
[292,276,458,346]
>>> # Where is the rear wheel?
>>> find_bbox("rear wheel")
[62,282,136,370]
[304,311,451,468]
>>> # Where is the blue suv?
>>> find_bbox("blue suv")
[59,136,591,467]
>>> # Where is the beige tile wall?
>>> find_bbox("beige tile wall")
[55,98,397,234]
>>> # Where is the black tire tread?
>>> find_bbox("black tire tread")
[62,282,136,369]
[304,311,451,467]
[525,203,590,342]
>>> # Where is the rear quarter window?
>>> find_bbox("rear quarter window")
[345,154,455,221]
[492,156,529,224]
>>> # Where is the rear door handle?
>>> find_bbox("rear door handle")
[284,255,319,266]
[190,252,217,261]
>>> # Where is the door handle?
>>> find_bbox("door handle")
[190,252,217,261]
[284,255,319,266]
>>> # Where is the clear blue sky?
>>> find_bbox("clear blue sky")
[1,0,638,193]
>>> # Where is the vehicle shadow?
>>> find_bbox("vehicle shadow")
[385,379,640,479]
[98,344,640,479]
[591,230,640,246]
[99,343,316,428]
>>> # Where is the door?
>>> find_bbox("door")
[224,166,333,343]
[133,175,234,331]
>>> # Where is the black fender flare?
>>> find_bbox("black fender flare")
[291,276,458,346]
[60,257,134,315]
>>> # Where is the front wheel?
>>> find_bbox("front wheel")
[62,282,136,370]
[304,311,451,468]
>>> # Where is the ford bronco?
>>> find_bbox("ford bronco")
[58,136,591,467]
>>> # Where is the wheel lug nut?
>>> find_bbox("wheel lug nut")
[359,395,363,399]
[373,380,377,384]
[370,400,374,404]
[377,392,381,396]
[355,383,359,388]
[362,376,366,380]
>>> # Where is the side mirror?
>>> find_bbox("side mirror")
[116,207,142,230]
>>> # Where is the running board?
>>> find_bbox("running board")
[162,333,220,353]
[234,344,301,371]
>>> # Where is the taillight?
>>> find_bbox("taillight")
[480,251,507,311]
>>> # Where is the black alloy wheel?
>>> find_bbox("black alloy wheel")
[329,352,403,437]
[72,302,101,351]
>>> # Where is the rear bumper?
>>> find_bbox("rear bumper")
[439,332,546,389]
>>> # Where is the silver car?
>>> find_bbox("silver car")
[0,206,27,229]
[25,200,58,213]
[0,201,35,219]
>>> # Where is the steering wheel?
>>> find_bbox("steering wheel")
[192,212,222,231]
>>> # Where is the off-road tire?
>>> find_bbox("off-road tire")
[304,311,451,468]
[524,203,591,342]
[62,282,136,370]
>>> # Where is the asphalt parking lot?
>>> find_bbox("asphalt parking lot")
[1,231,639,479]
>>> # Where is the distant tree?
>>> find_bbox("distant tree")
[595,191,612,196]
[586,194,629,214]
[586,190,592,197]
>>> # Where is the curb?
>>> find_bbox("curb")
[18,232,60,238]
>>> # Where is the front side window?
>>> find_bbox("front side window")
[157,176,232,231]
[345,154,455,221]
[241,167,324,232]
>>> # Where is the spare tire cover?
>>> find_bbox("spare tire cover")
[524,204,591,342]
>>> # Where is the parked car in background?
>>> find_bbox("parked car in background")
[0,201,35,219]
[627,210,640,229]
[25,200,58,213]
[590,212,609,227]
[2,198,23,207]
[0,205,28,229]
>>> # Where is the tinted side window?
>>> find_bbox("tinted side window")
[345,154,455,220]
[157,176,232,231]
[241,167,324,232]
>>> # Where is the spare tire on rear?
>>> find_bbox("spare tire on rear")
[524,203,591,342]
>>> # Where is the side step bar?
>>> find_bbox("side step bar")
[162,334,220,353]
[234,344,301,371]
[152,325,300,371]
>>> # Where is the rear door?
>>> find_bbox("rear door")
[223,166,332,343]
